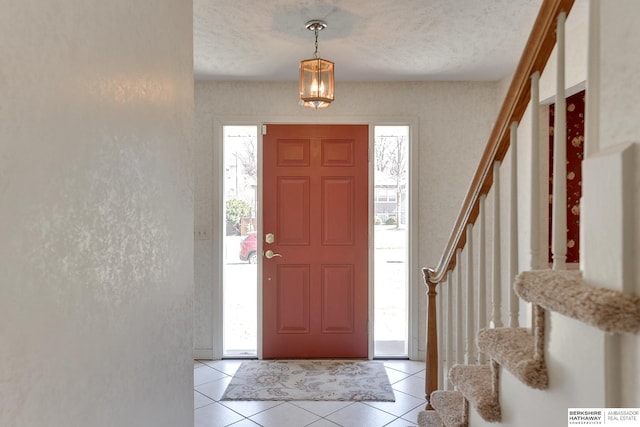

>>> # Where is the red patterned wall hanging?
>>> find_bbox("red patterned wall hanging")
[548,90,585,264]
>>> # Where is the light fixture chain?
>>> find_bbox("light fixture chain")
[314,28,319,58]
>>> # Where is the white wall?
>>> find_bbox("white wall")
[583,0,640,408]
[0,1,194,426]
[194,80,499,359]
[597,1,640,152]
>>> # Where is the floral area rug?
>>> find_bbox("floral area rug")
[220,360,395,401]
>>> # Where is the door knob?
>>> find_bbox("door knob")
[264,250,282,259]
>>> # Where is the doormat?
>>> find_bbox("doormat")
[220,360,395,401]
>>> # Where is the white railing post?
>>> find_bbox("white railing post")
[585,0,600,158]
[465,224,475,364]
[509,121,520,327]
[455,249,464,365]
[530,71,542,270]
[491,161,503,328]
[552,11,567,270]
[477,194,487,364]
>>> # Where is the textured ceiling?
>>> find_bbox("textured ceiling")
[194,0,547,82]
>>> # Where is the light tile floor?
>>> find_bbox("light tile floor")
[194,359,427,427]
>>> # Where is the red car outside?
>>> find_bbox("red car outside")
[239,232,257,264]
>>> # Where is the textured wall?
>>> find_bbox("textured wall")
[599,0,640,151]
[591,0,640,408]
[0,1,194,426]
[194,80,498,358]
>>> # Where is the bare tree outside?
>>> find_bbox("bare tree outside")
[375,133,408,229]
[375,135,392,173]
[237,135,257,181]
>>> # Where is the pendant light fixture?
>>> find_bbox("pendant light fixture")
[299,20,335,109]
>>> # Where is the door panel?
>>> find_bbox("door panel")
[321,265,354,332]
[322,177,354,244]
[262,124,368,358]
[277,177,310,244]
[276,265,310,333]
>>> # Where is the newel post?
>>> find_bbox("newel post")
[423,267,439,409]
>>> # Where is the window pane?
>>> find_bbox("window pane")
[223,125,258,357]
[374,126,409,357]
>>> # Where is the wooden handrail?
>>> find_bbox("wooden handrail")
[426,0,575,285]
[422,0,575,407]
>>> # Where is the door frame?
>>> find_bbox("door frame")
[212,115,421,360]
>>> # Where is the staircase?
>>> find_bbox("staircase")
[419,271,640,426]
[416,0,640,425]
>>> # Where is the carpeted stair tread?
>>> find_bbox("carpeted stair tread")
[430,390,466,427]
[477,327,548,389]
[449,364,501,422]
[417,410,444,427]
[515,270,640,334]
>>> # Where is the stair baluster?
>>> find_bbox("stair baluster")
[455,249,464,366]
[446,270,454,390]
[509,121,521,327]
[477,195,487,364]
[491,161,503,328]
[465,224,475,365]
[530,71,542,271]
[552,11,567,270]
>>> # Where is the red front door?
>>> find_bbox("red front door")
[262,124,369,358]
